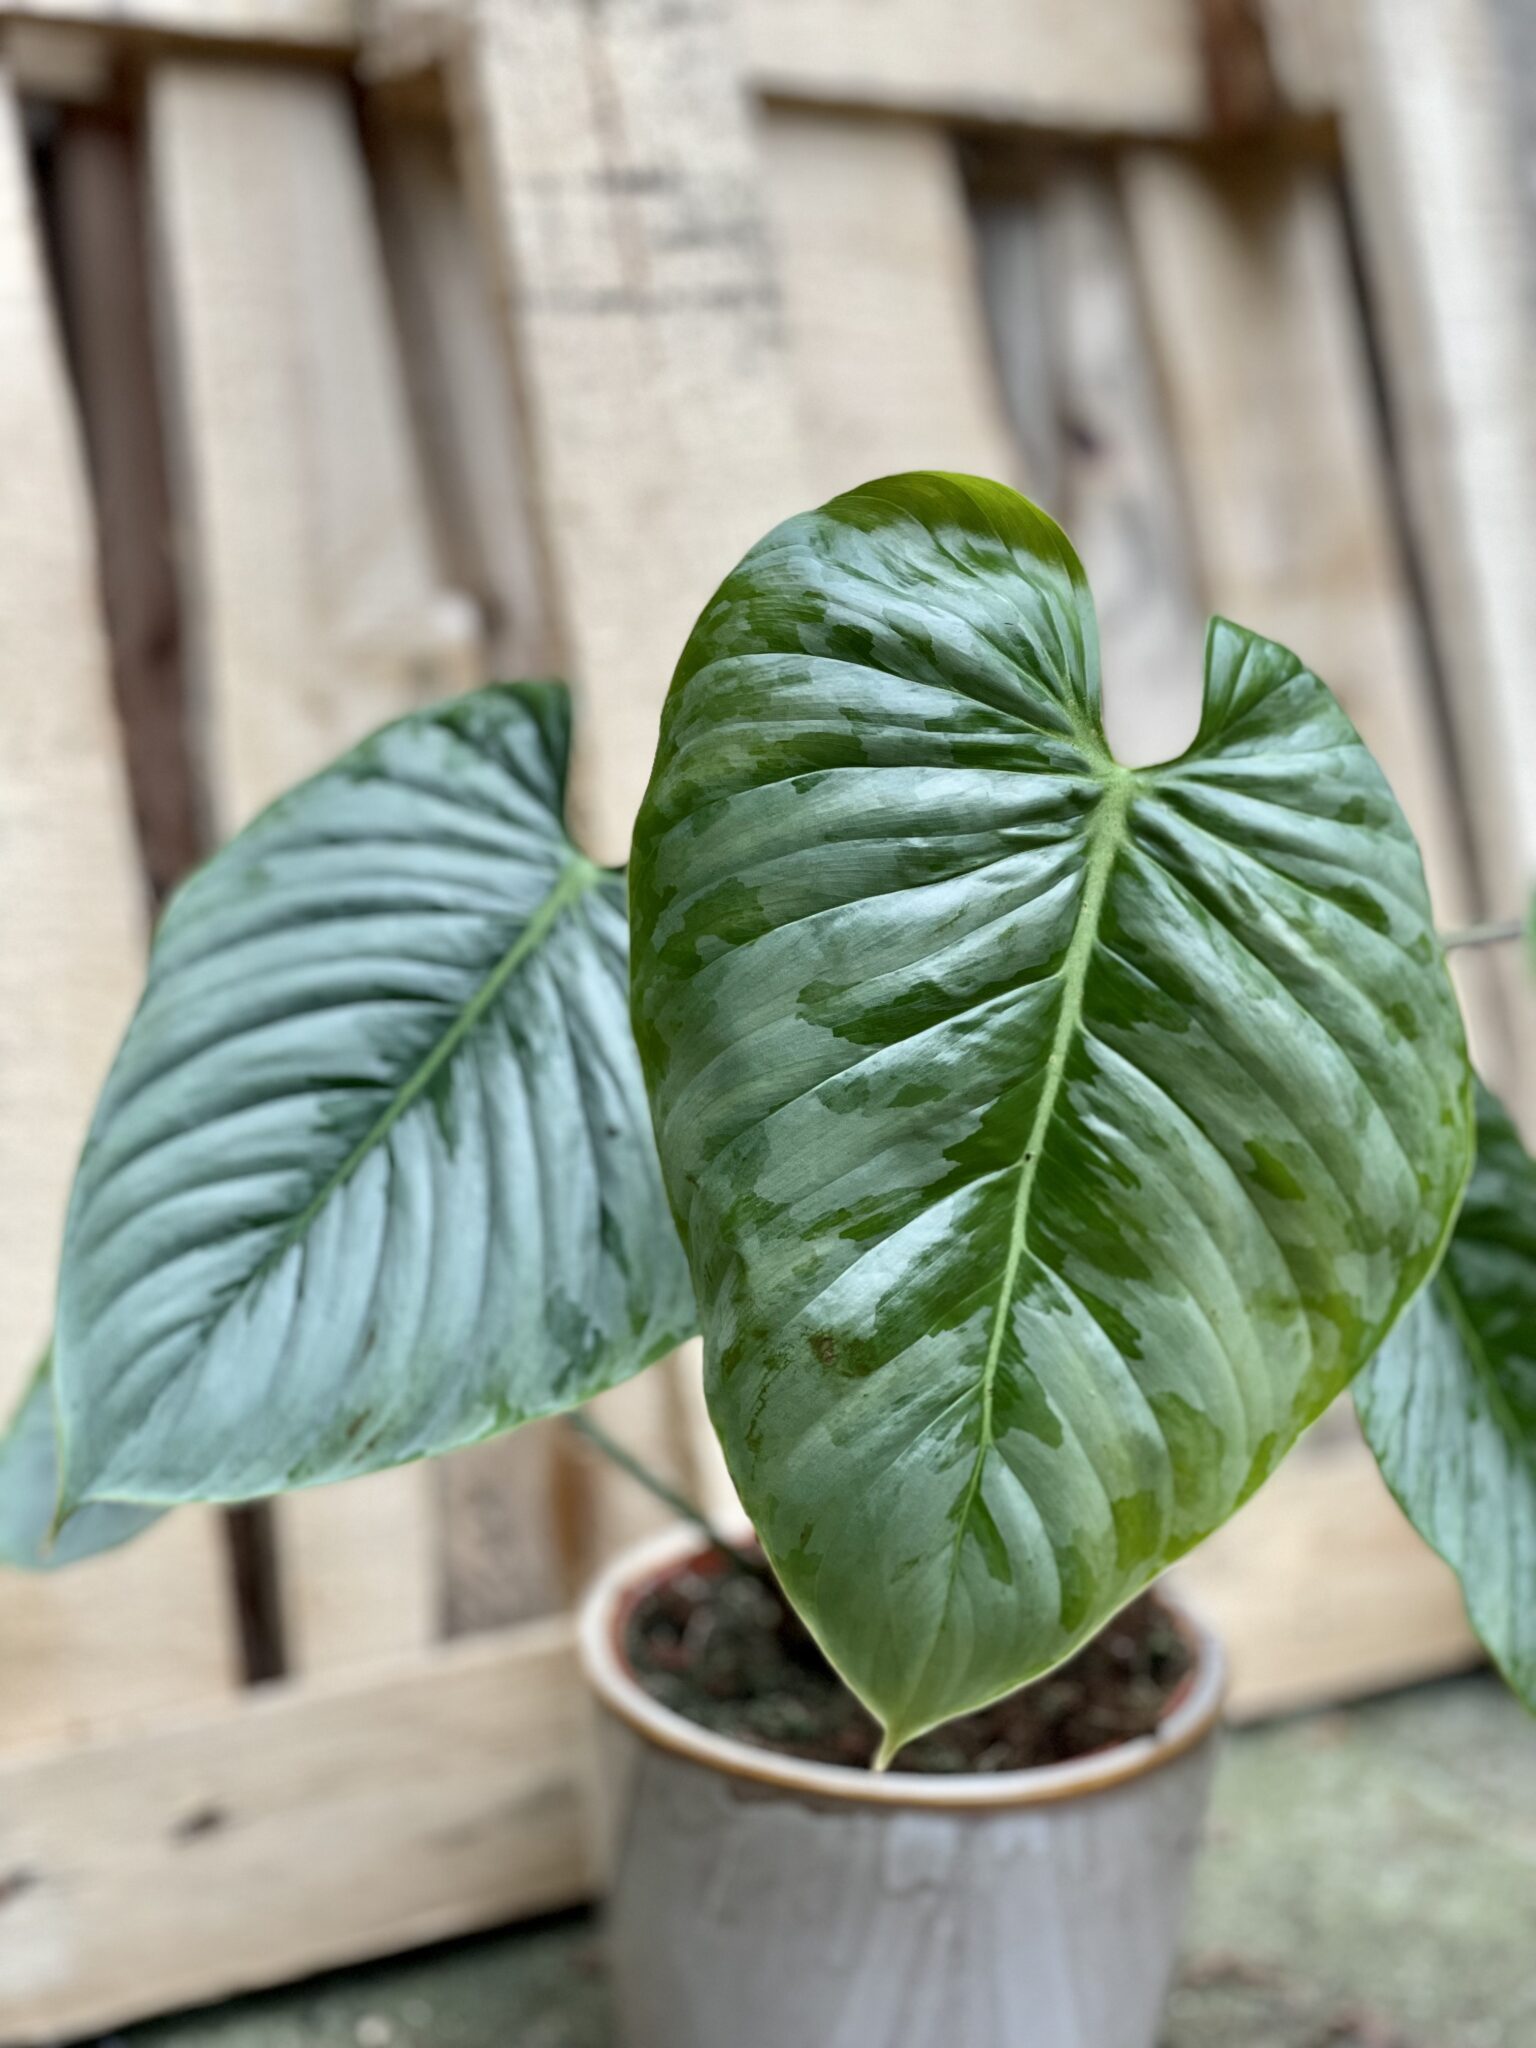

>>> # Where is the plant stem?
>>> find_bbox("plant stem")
[1439,917,1526,953]
[566,1411,758,1573]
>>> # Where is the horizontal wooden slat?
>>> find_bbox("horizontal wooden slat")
[0,0,354,50]
[1176,1426,1479,1721]
[0,1620,591,2044]
[366,0,1211,134]
[742,0,1208,132]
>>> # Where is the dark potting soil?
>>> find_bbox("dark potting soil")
[624,1550,1194,1774]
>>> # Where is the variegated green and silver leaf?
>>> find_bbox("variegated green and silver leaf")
[630,471,1474,1757]
[0,1356,161,1568]
[1357,1080,1536,1710]
[54,684,694,1515]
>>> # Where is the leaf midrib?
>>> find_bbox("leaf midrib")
[907,768,1132,1655]
[962,768,1130,1490]
[252,852,601,1279]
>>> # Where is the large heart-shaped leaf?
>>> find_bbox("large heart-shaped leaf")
[55,684,694,1514]
[1357,1080,1536,1709]
[630,471,1473,1756]
[0,1356,161,1568]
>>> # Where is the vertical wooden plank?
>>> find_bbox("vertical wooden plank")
[50,111,200,897]
[444,0,804,1558]
[0,69,237,1744]
[1332,0,1536,1114]
[367,106,572,1630]
[761,109,1017,504]
[370,109,556,684]
[1122,146,1486,969]
[447,0,806,866]
[1120,142,1485,1701]
[147,57,479,1670]
[50,102,287,1683]
[978,155,1207,766]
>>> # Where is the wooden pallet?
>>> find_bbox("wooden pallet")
[1,0,1530,2035]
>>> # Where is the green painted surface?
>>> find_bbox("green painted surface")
[100,1676,1535,2048]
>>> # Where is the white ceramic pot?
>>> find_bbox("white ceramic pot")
[579,1523,1227,2048]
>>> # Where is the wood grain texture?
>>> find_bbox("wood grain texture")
[444,0,799,1552]
[448,0,805,863]
[0,1621,592,2043]
[979,158,1206,769]
[365,0,1210,133]
[602,1713,1217,2048]
[762,108,1017,505]
[370,108,555,684]
[0,69,237,1743]
[146,57,480,1672]
[368,106,573,1630]
[1333,0,1536,1115]
[1122,146,1486,970]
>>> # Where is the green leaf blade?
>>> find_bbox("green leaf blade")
[0,1357,161,1569]
[630,472,1473,1753]
[1357,1080,1536,1709]
[56,684,695,1511]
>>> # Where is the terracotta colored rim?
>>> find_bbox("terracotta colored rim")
[578,1520,1228,1812]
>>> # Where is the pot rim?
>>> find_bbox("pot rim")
[578,1519,1227,1811]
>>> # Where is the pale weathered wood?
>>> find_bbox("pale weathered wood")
[1333,0,1536,1117]
[0,0,354,47]
[0,1620,591,2043]
[368,106,573,1628]
[370,107,556,684]
[147,57,481,1671]
[742,0,1206,134]
[448,0,806,863]
[1122,146,1487,967]
[365,0,1209,134]
[1,17,115,98]
[1260,0,1348,113]
[978,158,1207,768]
[444,0,802,1556]
[762,108,1018,505]
[1122,142,1495,1711]
[1040,162,1206,764]
[0,68,237,1743]
[1176,1426,1479,1720]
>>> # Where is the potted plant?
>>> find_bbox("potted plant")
[5,473,1532,2048]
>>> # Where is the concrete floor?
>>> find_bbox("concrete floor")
[101,1673,1535,2048]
